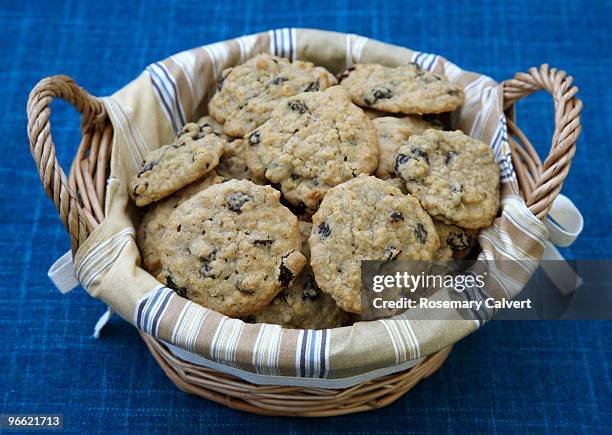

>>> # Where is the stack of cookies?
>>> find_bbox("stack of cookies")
[130,53,500,328]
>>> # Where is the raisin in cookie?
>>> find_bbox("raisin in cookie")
[209,53,337,138]
[340,63,464,115]
[136,171,223,276]
[433,220,478,261]
[129,133,224,206]
[159,180,307,317]
[245,86,378,211]
[309,176,439,313]
[374,116,441,179]
[245,222,350,329]
[395,129,500,229]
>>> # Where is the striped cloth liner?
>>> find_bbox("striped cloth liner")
[102,99,149,173]
[75,227,135,291]
[72,29,549,383]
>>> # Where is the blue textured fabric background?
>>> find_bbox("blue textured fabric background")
[1,0,610,433]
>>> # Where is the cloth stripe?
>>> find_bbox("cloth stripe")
[203,40,232,80]
[345,33,368,67]
[134,286,175,336]
[252,324,283,376]
[103,99,148,170]
[170,53,199,113]
[210,317,245,368]
[295,329,329,378]
[156,62,186,127]
[236,33,260,64]
[378,319,420,364]
[269,28,297,60]
[171,302,210,351]
[145,62,186,132]
[75,228,135,290]
[502,197,549,246]
[411,51,439,71]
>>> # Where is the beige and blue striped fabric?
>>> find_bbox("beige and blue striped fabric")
[72,29,548,384]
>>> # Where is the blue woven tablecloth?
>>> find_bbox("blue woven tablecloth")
[1,0,610,433]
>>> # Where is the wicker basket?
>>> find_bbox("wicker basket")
[26,63,581,416]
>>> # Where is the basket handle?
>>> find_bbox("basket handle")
[27,75,108,252]
[502,64,583,221]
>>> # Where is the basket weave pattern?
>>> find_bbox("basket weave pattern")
[26,64,581,416]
